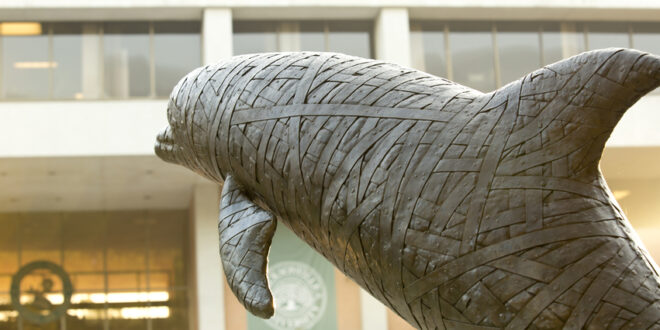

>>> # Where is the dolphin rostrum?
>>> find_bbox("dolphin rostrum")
[155,48,660,329]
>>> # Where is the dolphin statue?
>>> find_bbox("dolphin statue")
[155,48,660,329]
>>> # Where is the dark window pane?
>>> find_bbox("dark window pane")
[299,22,325,52]
[147,211,187,289]
[449,22,496,92]
[62,212,105,273]
[20,214,61,265]
[154,22,201,97]
[0,215,18,275]
[52,23,84,99]
[1,23,49,99]
[587,22,630,50]
[152,288,189,330]
[497,22,541,85]
[632,22,660,55]
[233,21,277,55]
[560,23,586,58]
[327,22,372,58]
[103,22,150,98]
[410,22,447,78]
[541,23,563,65]
[105,212,147,291]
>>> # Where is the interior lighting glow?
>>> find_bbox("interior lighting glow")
[71,291,169,304]
[68,307,170,320]
[612,190,631,201]
[20,291,169,305]
[121,306,170,319]
[0,22,42,36]
[13,61,58,69]
[0,311,18,321]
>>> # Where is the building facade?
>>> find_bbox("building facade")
[0,1,659,329]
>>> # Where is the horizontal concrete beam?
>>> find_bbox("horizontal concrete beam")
[2,0,660,9]
[0,92,657,158]
[1,1,660,22]
[0,100,168,157]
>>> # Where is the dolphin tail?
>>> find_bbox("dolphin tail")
[498,48,659,178]
[218,175,276,318]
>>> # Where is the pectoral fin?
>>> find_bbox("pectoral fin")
[218,174,276,318]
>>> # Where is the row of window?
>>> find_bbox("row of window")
[0,22,200,100]
[0,210,189,329]
[411,22,660,92]
[1,20,659,100]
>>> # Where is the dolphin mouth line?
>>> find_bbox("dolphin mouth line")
[155,126,180,164]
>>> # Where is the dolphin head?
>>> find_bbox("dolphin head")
[155,66,224,182]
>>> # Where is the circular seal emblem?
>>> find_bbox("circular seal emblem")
[10,261,73,325]
[265,261,327,330]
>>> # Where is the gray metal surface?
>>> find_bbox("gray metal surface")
[155,48,660,329]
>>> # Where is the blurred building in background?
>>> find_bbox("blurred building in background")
[0,1,659,329]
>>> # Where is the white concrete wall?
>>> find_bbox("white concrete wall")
[0,100,168,157]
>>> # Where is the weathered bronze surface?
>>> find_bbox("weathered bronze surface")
[155,48,660,329]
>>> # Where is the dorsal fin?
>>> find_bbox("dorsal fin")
[218,175,276,318]
[497,48,660,178]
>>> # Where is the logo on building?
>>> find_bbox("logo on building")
[265,261,327,330]
[10,261,73,325]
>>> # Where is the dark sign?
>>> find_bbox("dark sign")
[10,261,73,325]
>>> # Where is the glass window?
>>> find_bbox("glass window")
[20,214,62,265]
[496,22,541,86]
[449,22,496,92]
[233,22,278,55]
[0,215,18,275]
[326,21,372,58]
[52,23,84,100]
[0,23,49,99]
[233,21,373,58]
[410,22,447,78]
[632,22,660,54]
[154,22,201,97]
[586,22,631,50]
[299,22,325,52]
[557,23,586,58]
[0,210,189,329]
[541,23,563,65]
[103,22,150,98]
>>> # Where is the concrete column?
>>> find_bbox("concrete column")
[190,184,225,330]
[81,23,101,99]
[202,8,233,65]
[359,288,388,330]
[374,8,411,67]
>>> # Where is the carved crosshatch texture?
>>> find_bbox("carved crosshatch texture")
[155,49,660,329]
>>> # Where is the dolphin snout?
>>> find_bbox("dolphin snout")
[155,126,178,164]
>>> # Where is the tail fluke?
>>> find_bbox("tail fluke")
[498,48,660,178]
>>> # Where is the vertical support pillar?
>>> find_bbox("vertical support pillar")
[190,184,225,330]
[374,8,412,67]
[360,288,388,330]
[81,23,101,99]
[203,8,233,65]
